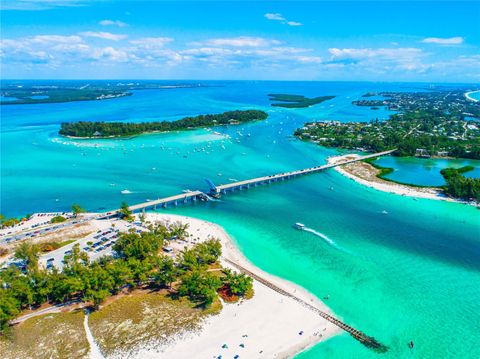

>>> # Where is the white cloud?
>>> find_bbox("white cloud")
[264,12,303,26]
[296,56,322,63]
[80,32,128,41]
[0,0,86,11]
[421,36,464,45]
[31,35,83,44]
[327,47,430,73]
[130,37,174,48]
[99,19,128,28]
[92,46,130,62]
[264,13,285,21]
[193,36,281,48]
[329,47,424,60]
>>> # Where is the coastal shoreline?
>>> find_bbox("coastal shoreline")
[329,154,476,205]
[4,212,341,358]
[465,90,480,102]
[131,213,341,359]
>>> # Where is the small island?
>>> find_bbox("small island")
[1,87,131,105]
[59,110,268,138]
[0,81,209,105]
[268,94,335,108]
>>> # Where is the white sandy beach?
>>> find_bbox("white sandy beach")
[465,90,480,102]
[328,154,472,204]
[124,213,341,359]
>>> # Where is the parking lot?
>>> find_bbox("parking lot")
[39,219,147,270]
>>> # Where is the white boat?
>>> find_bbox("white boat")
[121,189,132,194]
[294,223,305,230]
[182,189,193,193]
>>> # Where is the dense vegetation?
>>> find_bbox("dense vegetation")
[59,110,268,138]
[0,88,131,105]
[0,215,20,229]
[296,89,480,160]
[1,81,204,105]
[295,110,480,159]
[440,166,480,201]
[0,225,253,332]
[268,94,335,108]
[50,216,66,224]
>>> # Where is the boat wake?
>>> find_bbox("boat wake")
[296,224,351,254]
[303,227,336,247]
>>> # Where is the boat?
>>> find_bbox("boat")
[121,189,132,194]
[182,189,193,193]
[294,223,305,230]
[382,210,388,215]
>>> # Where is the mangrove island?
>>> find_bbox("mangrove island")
[59,110,268,138]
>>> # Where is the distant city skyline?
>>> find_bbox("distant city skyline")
[1,0,479,82]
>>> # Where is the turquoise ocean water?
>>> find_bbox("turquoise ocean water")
[1,81,479,358]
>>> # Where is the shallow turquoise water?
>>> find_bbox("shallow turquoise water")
[374,156,480,186]
[1,81,479,358]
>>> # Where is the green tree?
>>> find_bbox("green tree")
[0,290,20,332]
[178,270,221,307]
[113,231,164,261]
[169,222,189,240]
[51,215,66,223]
[71,204,86,217]
[152,256,176,288]
[119,202,133,221]
[14,242,40,272]
[222,269,253,296]
[105,260,134,293]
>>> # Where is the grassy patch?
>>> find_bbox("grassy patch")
[39,239,76,253]
[0,310,88,359]
[51,216,67,223]
[89,290,221,357]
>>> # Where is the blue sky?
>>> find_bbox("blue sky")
[1,0,479,82]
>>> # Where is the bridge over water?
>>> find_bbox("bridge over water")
[1,150,394,350]
[1,150,394,243]
[122,149,395,214]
